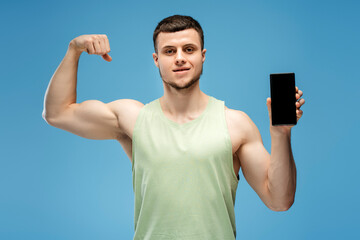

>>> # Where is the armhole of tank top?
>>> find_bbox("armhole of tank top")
[132,104,147,172]
[221,101,240,184]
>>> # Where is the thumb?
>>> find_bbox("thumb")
[266,97,272,123]
[102,53,112,62]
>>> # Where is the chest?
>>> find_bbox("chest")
[119,105,245,166]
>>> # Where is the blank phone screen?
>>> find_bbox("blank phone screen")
[270,73,297,125]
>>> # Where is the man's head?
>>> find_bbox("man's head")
[152,15,206,91]
[153,15,204,53]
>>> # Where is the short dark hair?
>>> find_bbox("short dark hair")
[153,15,204,52]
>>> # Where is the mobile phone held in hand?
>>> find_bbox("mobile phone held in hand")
[270,73,297,126]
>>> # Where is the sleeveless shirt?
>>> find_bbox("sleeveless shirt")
[131,95,239,240]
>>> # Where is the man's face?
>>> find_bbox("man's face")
[152,28,206,90]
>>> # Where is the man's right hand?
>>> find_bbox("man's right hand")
[69,34,112,62]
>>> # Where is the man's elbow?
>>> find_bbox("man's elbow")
[269,199,294,212]
[270,205,292,212]
[42,111,56,126]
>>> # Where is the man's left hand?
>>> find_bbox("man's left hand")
[266,86,305,134]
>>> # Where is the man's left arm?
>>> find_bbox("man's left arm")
[237,87,305,211]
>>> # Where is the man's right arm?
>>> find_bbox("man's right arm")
[42,34,142,140]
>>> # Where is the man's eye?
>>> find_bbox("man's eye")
[165,49,174,54]
[185,48,194,53]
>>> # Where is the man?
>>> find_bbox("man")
[43,15,305,239]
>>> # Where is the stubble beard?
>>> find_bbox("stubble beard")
[159,67,203,91]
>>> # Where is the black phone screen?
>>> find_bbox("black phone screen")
[270,73,297,126]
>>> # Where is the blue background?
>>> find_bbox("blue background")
[1,0,359,239]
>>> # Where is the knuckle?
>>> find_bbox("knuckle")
[84,39,92,45]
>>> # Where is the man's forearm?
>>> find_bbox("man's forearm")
[267,130,297,210]
[42,42,82,120]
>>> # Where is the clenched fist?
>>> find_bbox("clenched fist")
[69,34,112,62]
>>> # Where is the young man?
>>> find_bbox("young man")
[43,15,305,239]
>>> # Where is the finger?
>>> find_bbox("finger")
[102,53,112,62]
[85,39,96,54]
[104,35,111,53]
[300,98,305,106]
[93,38,102,54]
[266,98,271,112]
[296,91,303,100]
[99,37,106,54]
[266,97,272,124]
[100,35,111,61]
[296,89,302,96]
[296,98,305,107]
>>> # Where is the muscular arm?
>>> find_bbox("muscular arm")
[267,130,296,211]
[235,111,296,211]
[42,36,143,140]
[42,43,82,120]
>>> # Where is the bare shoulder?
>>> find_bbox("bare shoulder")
[224,105,254,133]
[109,99,144,139]
[224,105,260,153]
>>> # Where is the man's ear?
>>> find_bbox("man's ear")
[152,53,159,68]
[202,49,207,63]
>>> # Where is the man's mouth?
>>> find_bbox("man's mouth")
[173,68,190,72]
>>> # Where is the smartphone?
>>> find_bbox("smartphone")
[270,73,297,126]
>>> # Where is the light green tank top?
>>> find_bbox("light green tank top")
[132,95,239,240]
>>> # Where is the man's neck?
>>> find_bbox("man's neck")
[160,82,209,120]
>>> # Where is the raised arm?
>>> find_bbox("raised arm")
[42,34,143,140]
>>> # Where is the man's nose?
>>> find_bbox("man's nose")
[175,51,186,65]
